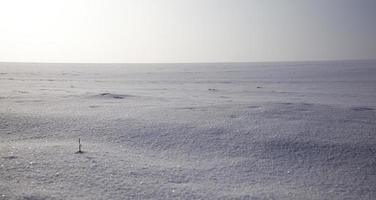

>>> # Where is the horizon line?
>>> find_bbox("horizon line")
[1,58,375,65]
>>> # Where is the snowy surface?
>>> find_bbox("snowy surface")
[0,61,375,199]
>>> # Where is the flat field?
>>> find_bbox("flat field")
[1,61,375,199]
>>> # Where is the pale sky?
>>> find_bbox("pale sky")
[0,0,375,63]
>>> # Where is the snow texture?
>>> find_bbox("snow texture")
[0,61,376,199]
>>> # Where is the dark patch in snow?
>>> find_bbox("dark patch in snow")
[247,105,261,109]
[351,107,374,112]
[17,90,28,94]
[180,107,197,110]
[21,194,50,200]
[206,128,226,135]
[2,156,17,160]
[179,107,208,111]
[31,100,43,103]
[93,93,135,100]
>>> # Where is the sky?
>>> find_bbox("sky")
[0,0,375,63]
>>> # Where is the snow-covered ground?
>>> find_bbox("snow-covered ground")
[1,61,375,199]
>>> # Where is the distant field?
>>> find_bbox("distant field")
[1,61,376,200]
